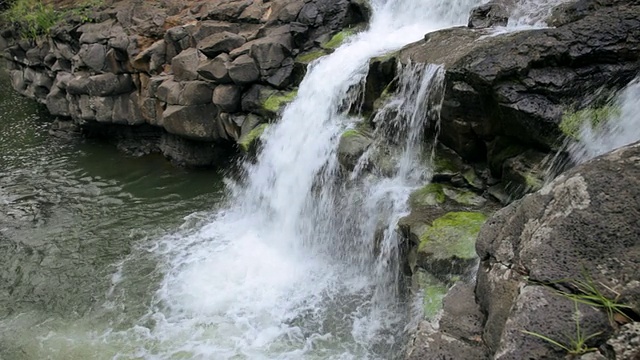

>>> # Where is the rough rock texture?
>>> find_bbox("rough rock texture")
[0,0,369,165]
[367,0,640,200]
[409,142,640,359]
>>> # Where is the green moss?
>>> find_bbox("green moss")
[410,184,446,207]
[560,106,619,139]
[524,173,543,190]
[341,129,363,139]
[238,124,268,152]
[443,187,486,207]
[415,271,448,319]
[321,29,355,50]
[295,49,327,64]
[262,89,298,113]
[419,212,487,260]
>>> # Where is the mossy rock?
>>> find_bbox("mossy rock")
[410,184,447,207]
[414,270,448,319]
[560,105,619,139]
[337,128,372,170]
[262,89,298,114]
[295,49,327,64]
[238,123,268,153]
[321,29,355,50]
[410,183,486,208]
[416,212,487,278]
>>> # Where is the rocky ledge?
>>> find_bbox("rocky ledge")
[0,0,369,166]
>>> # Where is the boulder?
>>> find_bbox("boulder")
[198,31,246,58]
[162,104,220,141]
[336,129,372,170]
[197,53,233,83]
[212,84,242,112]
[171,48,202,82]
[467,2,509,29]
[179,81,213,106]
[228,54,260,85]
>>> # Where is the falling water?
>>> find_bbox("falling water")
[568,78,640,164]
[0,0,479,358]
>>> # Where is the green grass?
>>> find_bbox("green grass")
[553,271,633,324]
[2,0,102,38]
[522,300,601,356]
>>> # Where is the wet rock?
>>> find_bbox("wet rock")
[336,129,372,170]
[468,2,509,29]
[159,133,226,167]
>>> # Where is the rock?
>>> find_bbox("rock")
[197,53,233,83]
[416,211,486,278]
[198,31,246,58]
[238,123,268,153]
[160,133,226,167]
[501,150,547,200]
[607,323,640,360]
[241,85,297,118]
[131,39,166,74]
[179,81,213,106]
[228,54,260,85]
[171,48,202,82]
[248,35,293,75]
[337,129,372,170]
[156,78,182,105]
[212,84,242,112]
[67,73,134,97]
[468,2,509,29]
[162,104,220,141]
[76,43,107,72]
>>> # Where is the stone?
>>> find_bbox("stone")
[212,84,242,112]
[45,87,70,117]
[249,35,292,75]
[179,81,213,106]
[198,31,246,58]
[160,133,226,167]
[468,2,509,29]
[76,43,107,72]
[228,54,260,85]
[67,73,134,97]
[162,104,220,141]
[156,79,182,105]
[337,129,372,170]
[131,39,166,74]
[171,48,202,82]
[197,53,233,83]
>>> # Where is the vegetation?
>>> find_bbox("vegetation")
[262,90,298,113]
[238,124,269,153]
[419,212,487,260]
[522,300,601,356]
[560,106,619,139]
[295,49,327,64]
[1,0,102,38]
[321,29,355,50]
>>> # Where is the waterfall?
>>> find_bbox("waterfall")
[568,78,640,164]
[121,0,478,358]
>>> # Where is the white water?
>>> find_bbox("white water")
[2,0,479,358]
[131,0,472,358]
[489,0,571,35]
[568,78,640,164]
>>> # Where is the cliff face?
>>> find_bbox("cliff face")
[0,0,369,165]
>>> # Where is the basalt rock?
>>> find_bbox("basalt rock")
[1,0,368,167]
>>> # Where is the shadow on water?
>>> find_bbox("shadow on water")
[0,65,227,358]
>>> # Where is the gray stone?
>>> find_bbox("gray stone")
[198,31,246,59]
[77,43,107,72]
[468,2,509,29]
[159,133,225,167]
[249,35,292,74]
[67,73,134,97]
[156,79,182,105]
[162,104,219,141]
[179,81,213,106]
[337,129,372,170]
[228,54,260,85]
[607,323,640,360]
[113,93,144,125]
[212,84,242,112]
[45,87,70,117]
[131,39,166,74]
[197,53,232,83]
[171,48,202,82]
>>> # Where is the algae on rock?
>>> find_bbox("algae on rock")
[262,90,298,114]
[419,211,487,261]
[238,123,268,153]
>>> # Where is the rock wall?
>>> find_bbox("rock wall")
[0,0,369,165]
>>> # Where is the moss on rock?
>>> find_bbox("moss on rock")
[419,211,487,260]
[238,123,268,153]
[410,184,446,207]
[296,49,327,64]
[321,29,355,50]
[560,106,619,139]
[415,270,449,319]
[262,90,298,113]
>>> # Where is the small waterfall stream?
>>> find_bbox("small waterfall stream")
[133,1,473,358]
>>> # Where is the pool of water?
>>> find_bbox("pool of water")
[0,66,227,359]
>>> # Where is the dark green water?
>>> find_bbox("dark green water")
[0,67,226,358]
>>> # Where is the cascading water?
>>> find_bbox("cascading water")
[1,0,479,358]
[138,1,467,357]
[567,78,640,164]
